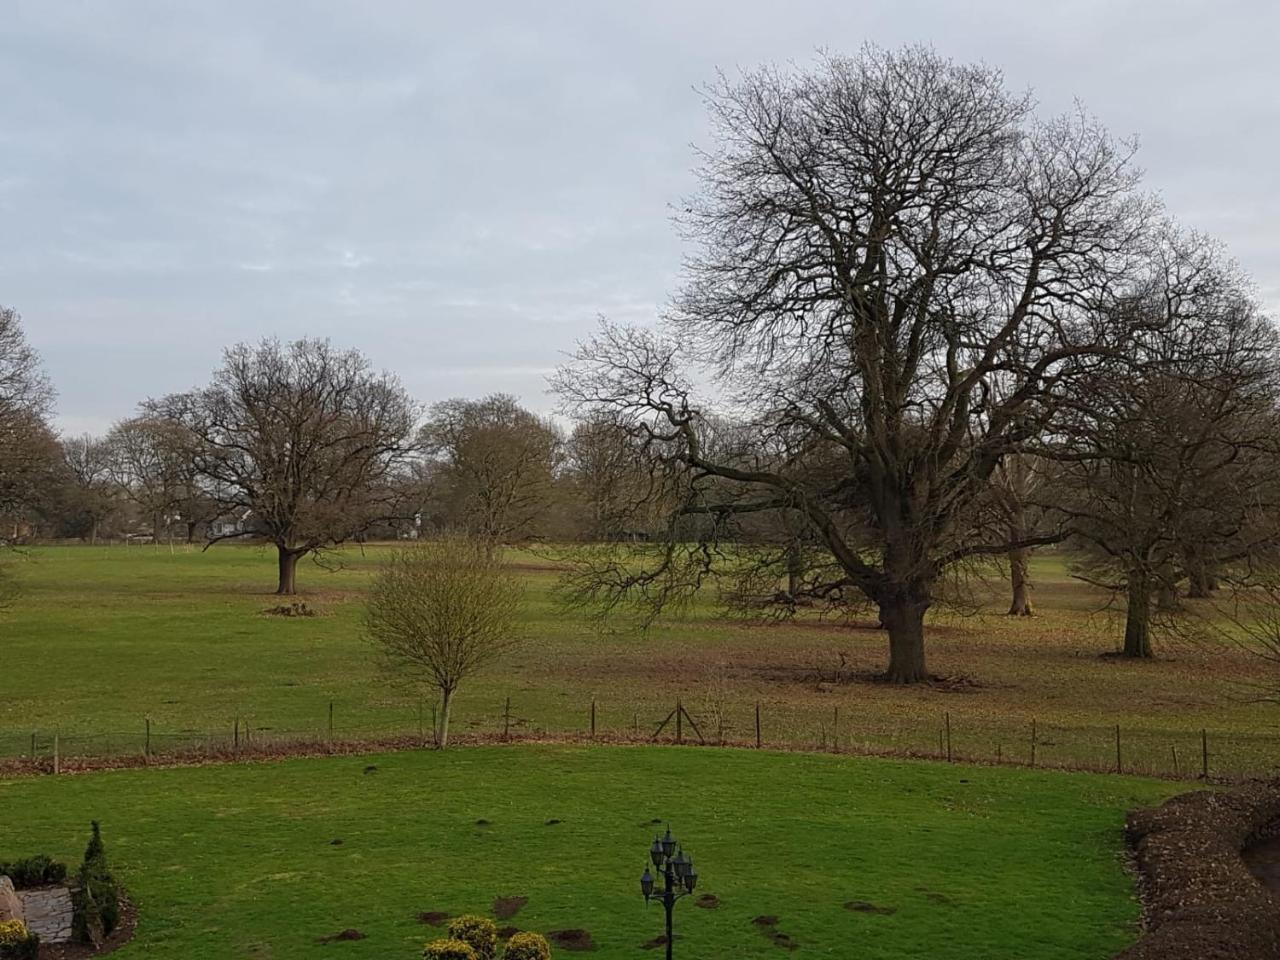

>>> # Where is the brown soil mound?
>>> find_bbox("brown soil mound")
[694,894,720,909]
[548,929,596,951]
[316,929,365,944]
[844,900,896,915]
[417,911,450,926]
[492,895,528,920]
[1115,780,1280,959]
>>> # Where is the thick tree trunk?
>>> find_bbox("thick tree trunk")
[1186,561,1217,598]
[276,546,300,595]
[786,541,803,598]
[881,598,929,683]
[437,687,454,749]
[1007,547,1034,616]
[1123,570,1153,658]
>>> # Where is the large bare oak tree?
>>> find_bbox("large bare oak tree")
[556,47,1160,683]
[152,338,417,594]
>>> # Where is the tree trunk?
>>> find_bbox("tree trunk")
[1123,570,1153,658]
[1007,547,1034,616]
[786,541,803,598]
[437,687,454,749]
[276,546,300,595]
[1186,562,1217,598]
[89,518,98,547]
[881,598,929,683]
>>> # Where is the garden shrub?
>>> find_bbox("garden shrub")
[0,919,39,960]
[503,931,552,960]
[70,822,120,945]
[0,855,68,888]
[447,915,498,960]
[423,938,478,960]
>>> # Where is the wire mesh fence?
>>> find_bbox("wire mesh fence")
[3,696,1276,782]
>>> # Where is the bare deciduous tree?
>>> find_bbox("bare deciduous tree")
[556,47,1158,682]
[60,434,116,544]
[364,536,521,747]
[420,394,561,548]
[1055,253,1280,657]
[151,338,418,594]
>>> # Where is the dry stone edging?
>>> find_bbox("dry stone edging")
[1115,780,1280,959]
[17,885,74,944]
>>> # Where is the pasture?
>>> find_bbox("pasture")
[0,745,1178,959]
[0,544,1275,777]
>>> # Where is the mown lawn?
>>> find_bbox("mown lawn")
[0,544,1275,776]
[0,745,1178,959]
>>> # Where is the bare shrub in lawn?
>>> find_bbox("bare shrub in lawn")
[365,536,521,748]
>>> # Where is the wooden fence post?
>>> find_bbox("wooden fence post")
[1201,728,1209,779]
[418,700,425,744]
[1171,744,1179,778]
[144,717,151,763]
[676,700,683,745]
[590,699,597,739]
[328,701,334,743]
[53,732,60,775]
[755,702,762,749]
[234,718,240,756]
[1114,724,1121,774]
[1030,718,1037,768]
[504,697,512,741]
[833,706,840,753]
[945,712,952,763]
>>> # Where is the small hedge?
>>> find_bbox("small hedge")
[0,919,39,960]
[71,821,121,946]
[447,916,498,960]
[424,939,478,960]
[0,855,68,889]
[503,931,552,960]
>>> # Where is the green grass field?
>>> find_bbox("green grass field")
[0,745,1178,959]
[0,544,1276,776]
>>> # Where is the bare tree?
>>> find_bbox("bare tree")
[364,536,521,747]
[151,338,418,594]
[0,307,58,541]
[420,394,561,548]
[556,47,1157,682]
[60,434,116,544]
[1054,240,1280,658]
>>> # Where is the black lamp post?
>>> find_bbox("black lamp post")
[640,825,698,960]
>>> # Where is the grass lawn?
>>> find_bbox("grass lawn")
[0,544,1276,776]
[0,744,1179,959]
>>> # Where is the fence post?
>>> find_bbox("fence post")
[234,718,240,757]
[755,702,762,749]
[1114,724,1121,774]
[590,699,597,739]
[30,731,36,760]
[1201,728,1208,779]
[996,743,1002,765]
[504,697,511,741]
[145,717,151,763]
[1030,718,1037,768]
[945,712,952,763]
[676,700,683,745]
[833,707,840,753]
[418,700,425,745]
[328,701,334,743]
[1171,744,1179,778]
[53,731,60,775]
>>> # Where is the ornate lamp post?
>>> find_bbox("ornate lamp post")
[639,825,698,960]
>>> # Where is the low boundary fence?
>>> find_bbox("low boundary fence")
[2,696,1275,782]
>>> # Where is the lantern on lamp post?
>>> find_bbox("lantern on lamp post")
[639,825,698,960]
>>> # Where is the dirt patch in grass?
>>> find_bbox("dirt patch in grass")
[916,887,956,906]
[492,895,528,920]
[417,911,450,926]
[751,916,799,951]
[694,894,719,909]
[316,929,365,944]
[497,927,521,940]
[641,934,676,950]
[548,929,597,952]
[262,602,316,617]
[844,900,896,915]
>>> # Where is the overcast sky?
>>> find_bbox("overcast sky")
[4,1,1279,435]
